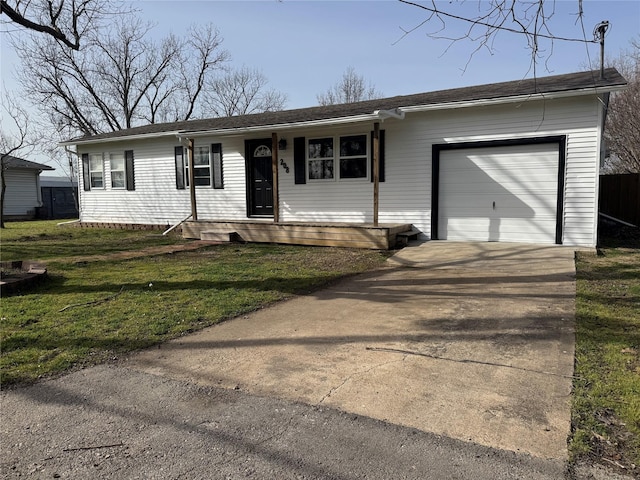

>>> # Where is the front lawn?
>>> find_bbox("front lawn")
[571,226,640,472]
[1,219,187,261]
[1,222,391,386]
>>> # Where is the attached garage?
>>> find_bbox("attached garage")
[432,137,566,245]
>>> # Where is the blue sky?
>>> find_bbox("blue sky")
[1,0,639,170]
[136,0,639,107]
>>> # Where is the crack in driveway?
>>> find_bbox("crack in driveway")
[316,355,407,405]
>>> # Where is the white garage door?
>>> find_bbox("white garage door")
[438,143,560,244]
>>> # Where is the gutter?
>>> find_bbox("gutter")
[373,108,405,120]
[398,85,627,114]
[180,113,383,139]
[59,130,184,147]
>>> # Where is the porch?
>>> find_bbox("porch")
[182,220,418,250]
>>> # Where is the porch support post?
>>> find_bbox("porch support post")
[373,121,380,226]
[271,132,280,223]
[188,138,197,221]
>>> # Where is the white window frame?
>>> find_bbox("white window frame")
[109,152,126,189]
[307,134,369,182]
[89,153,105,189]
[186,145,212,187]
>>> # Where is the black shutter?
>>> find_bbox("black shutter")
[211,143,223,189]
[174,146,185,190]
[82,153,91,191]
[371,129,385,183]
[125,150,135,191]
[293,137,306,184]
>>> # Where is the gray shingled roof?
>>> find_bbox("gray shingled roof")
[1,154,55,170]
[67,68,626,144]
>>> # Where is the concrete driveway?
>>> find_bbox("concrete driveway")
[128,241,576,461]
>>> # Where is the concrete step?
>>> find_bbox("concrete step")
[200,230,238,242]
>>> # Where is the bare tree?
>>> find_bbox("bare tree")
[603,38,640,174]
[1,0,124,50]
[317,67,383,106]
[14,18,229,137]
[0,90,32,228]
[203,66,287,117]
[397,0,599,72]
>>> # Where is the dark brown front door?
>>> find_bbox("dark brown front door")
[246,139,274,217]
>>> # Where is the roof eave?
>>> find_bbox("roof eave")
[399,85,627,114]
[181,113,382,138]
[58,130,184,147]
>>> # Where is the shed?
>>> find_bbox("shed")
[39,176,79,220]
[1,155,54,220]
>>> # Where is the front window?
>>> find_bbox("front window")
[89,154,104,188]
[110,153,125,189]
[339,135,367,179]
[186,146,212,187]
[308,137,334,180]
[307,134,368,181]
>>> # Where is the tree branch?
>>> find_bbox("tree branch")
[1,0,80,49]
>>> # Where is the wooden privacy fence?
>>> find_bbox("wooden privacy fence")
[599,173,640,226]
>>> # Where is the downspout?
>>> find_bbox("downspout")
[177,136,197,221]
[36,170,44,207]
[594,92,611,247]
[163,213,192,236]
[64,146,81,217]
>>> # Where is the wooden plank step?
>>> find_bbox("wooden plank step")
[396,229,420,240]
[200,230,238,242]
[395,229,421,247]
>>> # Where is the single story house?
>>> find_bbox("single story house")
[39,176,79,220]
[1,155,54,220]
[61,68,626,249]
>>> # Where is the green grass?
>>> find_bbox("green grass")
[570,228,640,470]
[1,221,391,385]
[0,219,187,261]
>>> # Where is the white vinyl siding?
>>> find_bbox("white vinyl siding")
[78,137,246,225]
[438,144,559,244]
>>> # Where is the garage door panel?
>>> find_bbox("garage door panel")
[438,143,560,244]
[443,193,557,209]
[443,217,558,243]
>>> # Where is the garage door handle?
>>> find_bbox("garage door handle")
[493,201,496,210]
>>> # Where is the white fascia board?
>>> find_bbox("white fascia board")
[58,130,183,147]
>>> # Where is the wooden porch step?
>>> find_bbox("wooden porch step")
[395,229,421,247]
[200,230,238,242]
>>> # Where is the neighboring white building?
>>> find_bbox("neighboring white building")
[1,155,54,220]
[61,68,626,248]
